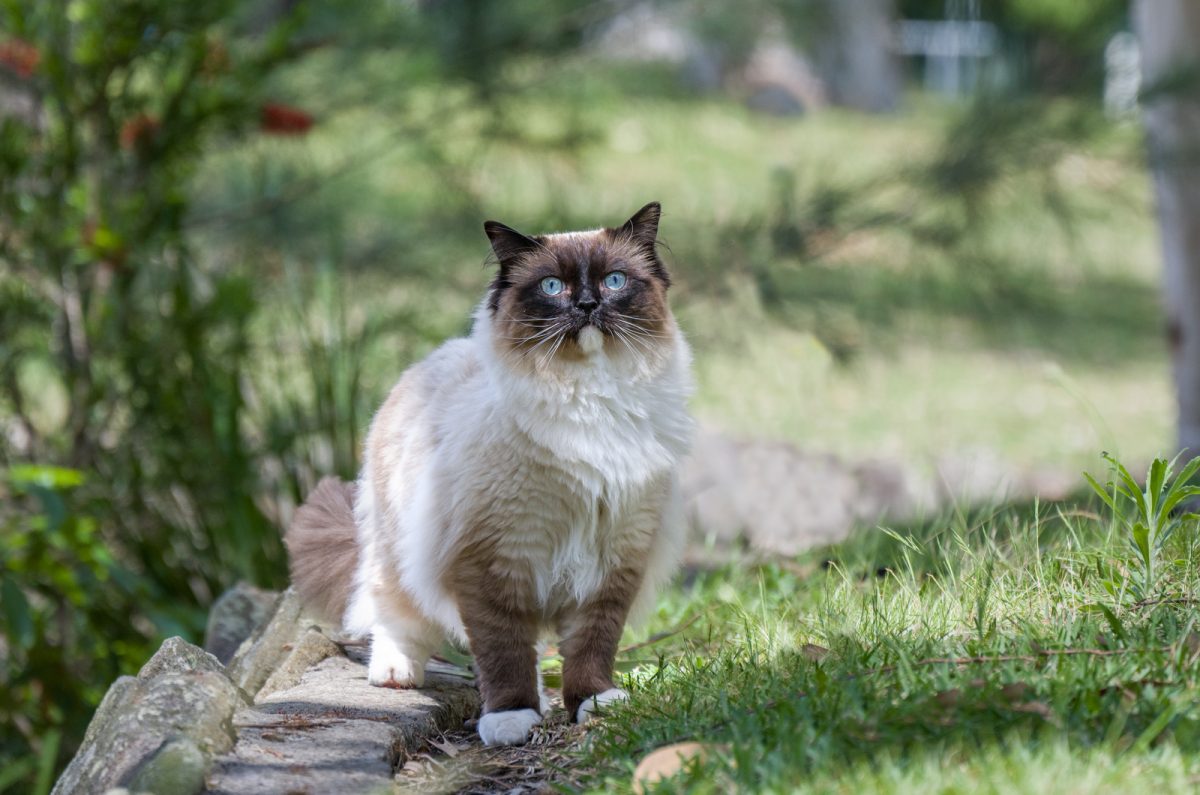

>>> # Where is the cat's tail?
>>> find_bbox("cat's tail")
[285,476,359,624]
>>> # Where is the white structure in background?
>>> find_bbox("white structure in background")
[896,0,997,98]
[1104,31,1141,118]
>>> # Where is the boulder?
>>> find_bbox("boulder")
[204,583,280,665]
[52,638,248,795]
[139,635,226,680]
[225,588,307,699]
[682,429,933,556]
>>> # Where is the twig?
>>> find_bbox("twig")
[619,613,704,655]
[1132,597,1200,608]
[857,645,1175,678]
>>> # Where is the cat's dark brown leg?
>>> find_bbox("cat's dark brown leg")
[454,572,542,745]
[560,565,644,722]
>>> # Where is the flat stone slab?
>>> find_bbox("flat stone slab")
[205,652,478,794]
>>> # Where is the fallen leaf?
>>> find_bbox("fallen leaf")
[633,742,718,793]
[801,643,830,661]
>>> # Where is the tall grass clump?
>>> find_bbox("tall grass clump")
[1086,452,1200,601]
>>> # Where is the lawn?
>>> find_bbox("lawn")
[565,458,1200,793]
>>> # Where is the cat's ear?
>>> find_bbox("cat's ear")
[617,202,661,251]
[483,221,540,272]
[615,202,670,286]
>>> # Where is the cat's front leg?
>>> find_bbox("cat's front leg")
[455,580,543,746]
[361,588,443,688]
[560,565,643,724]
[367,624,431,687]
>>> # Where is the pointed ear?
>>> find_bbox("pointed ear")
[483,220,540,271]
[618,202,661,250]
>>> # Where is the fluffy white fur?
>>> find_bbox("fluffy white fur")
[575,687,629,724]
[478,708,543,746]
[345,303,694,707]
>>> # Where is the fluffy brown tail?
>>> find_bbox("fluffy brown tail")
[285,476,359,623]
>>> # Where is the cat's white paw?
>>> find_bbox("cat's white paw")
[478,708,542,746]
[367,645,424,688]
[576,688,629,724]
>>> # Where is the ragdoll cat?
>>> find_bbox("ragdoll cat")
[286,202,693,746]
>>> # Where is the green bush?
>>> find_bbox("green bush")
[0,1,310,788]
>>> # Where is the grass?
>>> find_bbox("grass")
[566,492,1200,793]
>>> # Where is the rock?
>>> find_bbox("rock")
[683,430,869,556]
[225,588,307,699]
[935,448,1022,505]
[206,655,480,794]
[125,738,207,795]
[139,636,225,679]
[256,628,342,700]
[205,584,280,665]
[852,459,936,525]
[738,40,826,116]
[53,637,248,795]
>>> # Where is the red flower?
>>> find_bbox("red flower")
[260,102,314,136]
[0,38,40,78]
[119,113,160,151]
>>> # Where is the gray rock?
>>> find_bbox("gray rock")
[53,657,248,795]
[206,655,480,794]
[226,588,307,699]
[205,584,280,665]
[682,429,937,556]
[139,636,225,680]
[126,738,207,795]
[255,628,342,700]
[738,40,826,116]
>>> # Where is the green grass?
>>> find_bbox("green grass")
[575,494,1200,793]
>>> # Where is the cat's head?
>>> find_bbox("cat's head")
[482,202,674,369]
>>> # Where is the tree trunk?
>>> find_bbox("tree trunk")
[1134,1,1200,457]
[816,0,901,113]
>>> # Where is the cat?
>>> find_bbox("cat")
[286,202,693,746]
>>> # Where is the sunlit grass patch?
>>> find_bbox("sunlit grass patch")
[578,495,1200,793]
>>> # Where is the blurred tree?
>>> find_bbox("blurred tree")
[815,0,901,112]
[1133,1,1200,460]
[0,1,310,788]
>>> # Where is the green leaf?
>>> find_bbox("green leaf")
[1131,522,1151,564]
[1083,472,1119,515]
[0,756,35,793]
[1,576,34,650]
[1162,486,1200,518]
[1176,454,1200,490]
[1085,603,1127,643]
[6,464,85,490]
[1130,699,1180,755]
[1148,457,1167,513]
[32,729,60,795]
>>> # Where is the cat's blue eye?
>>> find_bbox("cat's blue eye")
[603,271,627,290]
[540,277,565,296]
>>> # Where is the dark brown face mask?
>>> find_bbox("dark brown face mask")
[483,203,671,360]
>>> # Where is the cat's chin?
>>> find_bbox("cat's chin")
[577,325,604,355]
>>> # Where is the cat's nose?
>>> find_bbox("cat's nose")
[576,297,599,312]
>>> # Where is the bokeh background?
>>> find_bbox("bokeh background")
[0,0,1191,789]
